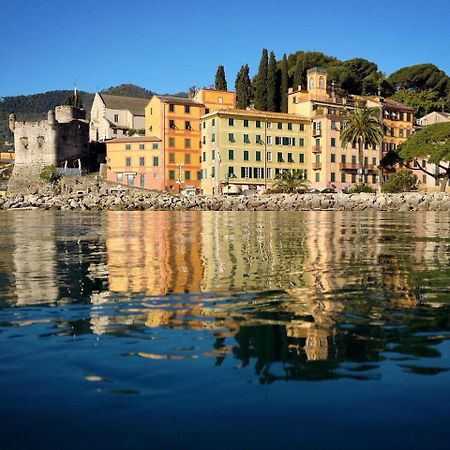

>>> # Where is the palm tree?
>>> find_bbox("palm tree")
[340,107,384,184]
[273,169,309,193]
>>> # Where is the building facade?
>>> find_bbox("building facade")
[90,93,149,142]
[106,136,163,190]
[145,89,236,194]
[200,109,310,194]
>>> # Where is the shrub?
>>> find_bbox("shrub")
[382,170,418,193]
[39,165,60,183]
[349,184,375,193]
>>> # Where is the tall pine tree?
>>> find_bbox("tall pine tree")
[235,64,252,109]
[254,49,268,111]
[215,65,227,91]
[293,56,303,90]
[267,51,278,112]
[280,54,289,112]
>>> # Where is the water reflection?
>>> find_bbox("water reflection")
[0,210,449,382]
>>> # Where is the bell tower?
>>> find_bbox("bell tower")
[307,67,328,99]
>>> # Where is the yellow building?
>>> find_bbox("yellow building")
[200,109,310,194]
[144,89,236,194]
[106,136,162,189]
[288,68,380,190]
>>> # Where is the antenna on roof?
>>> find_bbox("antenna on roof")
[74,79,78,103]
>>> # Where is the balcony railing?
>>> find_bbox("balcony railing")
[312,128,322,137]
[312,162,321,170]
[312,146,322,153]
[339,163,377,172]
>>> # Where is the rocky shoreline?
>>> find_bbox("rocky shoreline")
[1,190,449,212]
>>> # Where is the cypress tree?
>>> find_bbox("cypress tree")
[293,56,303,91]
[215,65,227,91]
[235,64,252,109]
[254,49,268,111]
[280,53,289,112]
[267,51,278,112]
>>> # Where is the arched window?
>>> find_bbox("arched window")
[309,78,314,89]
[319,77,324,88]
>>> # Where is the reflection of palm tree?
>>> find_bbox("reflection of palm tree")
[274,169,309,193]
[340,107,383,184]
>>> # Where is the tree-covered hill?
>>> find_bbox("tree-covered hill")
[101,84,153,98]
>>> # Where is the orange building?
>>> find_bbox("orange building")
[145,89,236,194]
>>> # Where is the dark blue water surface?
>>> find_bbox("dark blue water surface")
[0,210,449,450]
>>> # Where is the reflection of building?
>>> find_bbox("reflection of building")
[106,211,203,295]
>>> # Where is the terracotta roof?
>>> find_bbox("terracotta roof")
[99,94,150,116]
[107,136,161,143]
[156,95,204,106]
[205,108,309,121]
[383,98,415,112]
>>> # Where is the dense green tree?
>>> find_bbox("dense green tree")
[267,52,278,112]
[273,169,309,193]
[398,122,450,191]
[340,107,384,184]
[214,65,227,91]
[235,64,252,109]
[280,54,289,113]
[382,170,418,193]
[62,93,83,108]
[392,90,445,118]
[293,56,303,91]
[388,64,450,96]
[254,49,268,111]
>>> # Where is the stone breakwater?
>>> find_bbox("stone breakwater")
[1,191,449,212]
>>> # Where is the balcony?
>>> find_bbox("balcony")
[312,162,322,170]
[312,146,322,153]
[312,128,322,137]
[339,163,377,173]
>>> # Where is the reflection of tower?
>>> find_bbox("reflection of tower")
[106,211,203,295]
[12,212,59,305]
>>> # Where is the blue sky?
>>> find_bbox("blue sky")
[1,0,449,97]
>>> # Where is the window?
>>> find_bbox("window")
[299,153,305,163]
[399,128,404,137]
[287,123,292,130]
[267,136,272,145]
[228,118,234,126]
[331,153,336,163]
[331,172,336,182]
[169,170,175,180]
[315,153,320,163]
[203,151,206,162]
[256,151,261,161]
[114,114,119,122]
[211,167,215,178]
[125,144,131,150]
[341,172,346,183]
[244,119,249,127]
[407,113,411,122]
[140,174,145,188]
[266,168,272,179]
[288,153,294,163]
[185,121,191,130]
[127,174,134,185]
[113,129,117,135]
[185,105,190,113]
[364,157,368,165]
[117,173,123,183]
[277,152,283,162]
[241,167,251,178]
[341,155,346,163]
[331,137,336,147]
[267,151,272,162]
[299,138,305,147]
[299,124,304,131]
[169,104,175,112]
[152,143,158,149]
[282,137,291,146]
[228,133,234,142]
[139,144,145,150]
[372,157,376,165]
[185,170,190,180]
[212,150,215,160]
[243,150,249,161]
[212,133,216,143]
[212,118,216,127]
[275,136,281,145]
[277,122,282,130]
[169,120,176,129]
[243,134,250,144]
[351,141,356,149]
[422,160,427,168]
[267,122,272,129]
[256,134,262,144]
[202,136,206,145]
[331,120,337,130]
[197,171,202,180]
[125,157,131,167]
[399,112,404,121]
[228,149,234,160]
[315,172,320,182]
[185,153,191,164]
[351,155,357,164]
[139,157,145,166]
[153,156,159,166]
[351,173,356,183]
[373,175,378,184]
[256,120,261,128]
[169,153,175,163]
[228,166,234,177]
[185,138,191,148]
[391,127,394,136]
[422,174,427,184]
[202,122,206,129]
[406,129,411,137]
[254,167,263,179]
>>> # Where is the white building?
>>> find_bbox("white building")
[89,93,149,141]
